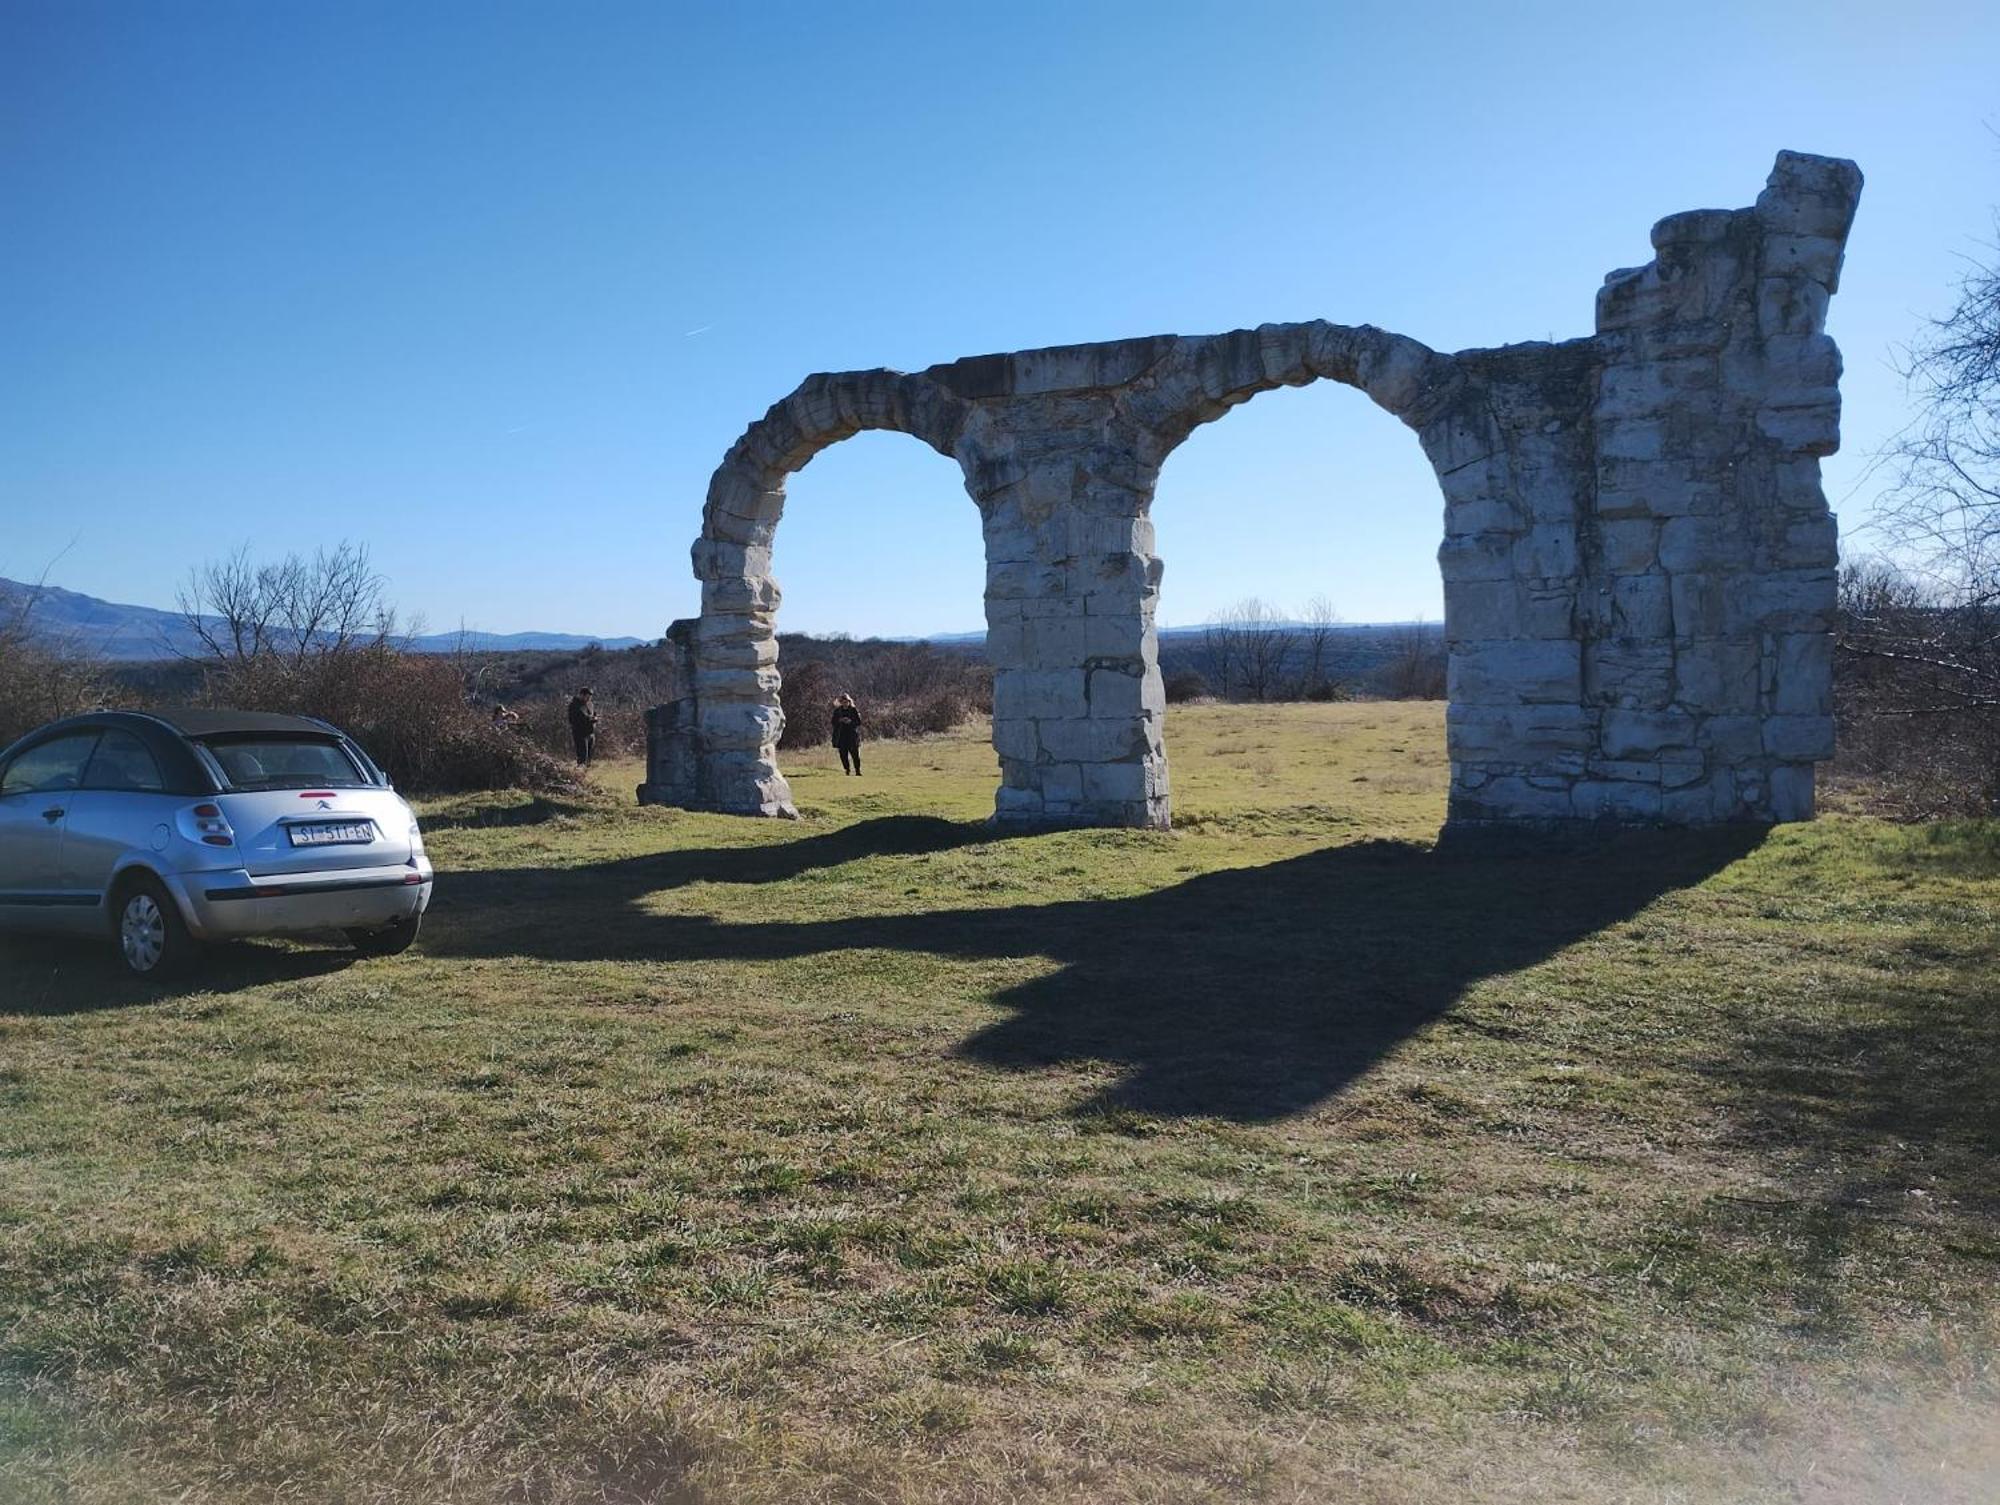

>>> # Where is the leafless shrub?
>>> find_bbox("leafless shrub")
[776,638,991,750]
[1839,210,2000,815]
[179,546,578,793]
[1296,593,1343,699]
[204,641,580,793]
[462,638,677,765]
[1834,558,1999,817]
[0,575,111,747]
[1372,621,1447,700]
[1199,597,1296,702]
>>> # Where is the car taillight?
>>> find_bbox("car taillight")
[178,802,236,848]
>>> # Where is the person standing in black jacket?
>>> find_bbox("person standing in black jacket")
[567,687,598,766]
[830,693,863,775]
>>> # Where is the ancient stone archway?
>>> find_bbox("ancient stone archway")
[642,150,1862,833]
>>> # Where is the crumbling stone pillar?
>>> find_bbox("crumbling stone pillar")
[1569,150,1859,825]
[635,619,702,808]
[643,150,1861,835]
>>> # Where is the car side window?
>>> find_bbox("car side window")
[0,733,102,795]
[80,730,166,793]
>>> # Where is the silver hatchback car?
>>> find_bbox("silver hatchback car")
[0,709,434,976]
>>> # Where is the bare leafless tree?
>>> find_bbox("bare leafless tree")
[1198,597,1294,702]
[1377,619,1447,700]
[178,542,397,669]
[1297,593,1342,697]
[1873,222,1999,627]
[1838,213,2000,813]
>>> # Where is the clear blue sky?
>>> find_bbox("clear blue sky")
[3,1,1996,639]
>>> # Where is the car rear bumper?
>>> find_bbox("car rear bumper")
[172,860,434,940]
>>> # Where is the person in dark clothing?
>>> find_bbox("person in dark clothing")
[567,687,597,766]
[830,693,862,775]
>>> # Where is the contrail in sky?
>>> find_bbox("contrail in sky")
[683,323,715,337]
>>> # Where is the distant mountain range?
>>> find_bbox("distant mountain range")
[3,577,1439,661]
[0,579,648,660]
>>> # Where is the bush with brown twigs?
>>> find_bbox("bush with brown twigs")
[0,583,110,749]
[195,645,584,794]
[775,638,992,751]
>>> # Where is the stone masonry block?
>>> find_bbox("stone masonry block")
[1039,762,1084,805]
[1036,716,1150,764]
[1446,580,1573,642]
[1453,775,1577,821]
[1673,640,1760,714]
[1767,515,1839,572]
[993,670,1087,721]
[1514,524,1579,579]
[1572,779,1664,821]
[1600,519,1659,574]
[1083,760,1153,804]
[1448,640,1583,705]
[1755,152,1863,242]
[1437,531,1518,584]
[1602,709,1699,758]
[1726,570,1837,634]
[1757,277,1830,338]
[1086,667,1164,718]
[691,539,773,583]
[693,636,778,672]
[1610,575,1673,637]
[1763,714,1835,761]
[1768,762,1817,821]
[991,716,1039,763]
[1445,703,1594,761]
[1586,640,1676,710]
[1761,233,1846,292]
[1660,516,1749,574]
[1772,633,1834,715]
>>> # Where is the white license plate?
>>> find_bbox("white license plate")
[287,821,375,847]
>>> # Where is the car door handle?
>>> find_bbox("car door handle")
[42,807,64,823]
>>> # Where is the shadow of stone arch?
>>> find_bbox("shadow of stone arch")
[423,821,1759,1122]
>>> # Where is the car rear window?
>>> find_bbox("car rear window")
[199,735,370,790]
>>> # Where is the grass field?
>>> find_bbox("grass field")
[2,701,1996,1503]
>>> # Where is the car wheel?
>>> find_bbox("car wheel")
[347,913,421,957]
[114,876,198,978]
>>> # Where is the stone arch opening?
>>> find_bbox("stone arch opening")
[762,426,989,804]
[1140,364,1459,826]
[640,370,975,817]
[981,321,1482,830]
[645,151,1862,835]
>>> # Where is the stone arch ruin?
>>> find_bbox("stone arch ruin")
[641,150,1862,834]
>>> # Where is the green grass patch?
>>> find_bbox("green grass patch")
[2,703,1996,1502]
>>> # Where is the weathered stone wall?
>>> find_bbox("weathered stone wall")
[640,150,1862,834]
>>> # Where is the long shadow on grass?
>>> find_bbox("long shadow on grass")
[0,938,355,1015]
[429,819,1760,1121]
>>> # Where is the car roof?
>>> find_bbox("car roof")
[135,708,340,738]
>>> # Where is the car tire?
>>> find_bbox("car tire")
[347,913,421,957]
[113,875,199,979]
